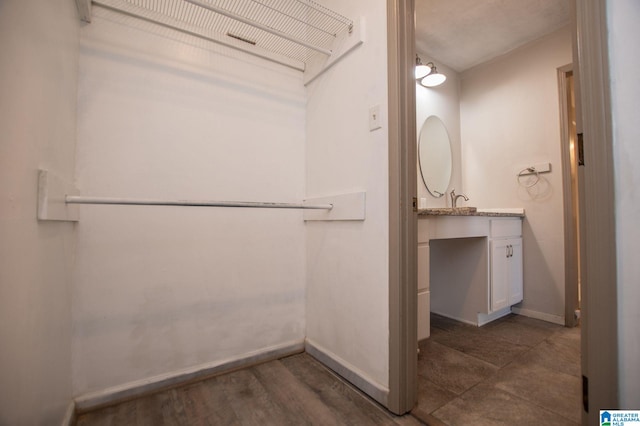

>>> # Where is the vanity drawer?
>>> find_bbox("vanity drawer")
[490,219,522,238]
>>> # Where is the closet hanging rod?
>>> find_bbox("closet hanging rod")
[183,0,333,56]
[65,195,333,210]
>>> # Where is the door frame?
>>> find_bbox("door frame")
[387,0,417,415]
[385,0,621,417]
[558,64,581,328]
[575,0,618,419]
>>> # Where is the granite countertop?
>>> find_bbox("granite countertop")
[418,207,525,217]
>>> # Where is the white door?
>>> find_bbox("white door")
[490,239,509,312]
[508,238,523,305]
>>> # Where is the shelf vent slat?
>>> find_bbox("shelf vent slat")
[92,0,354,69]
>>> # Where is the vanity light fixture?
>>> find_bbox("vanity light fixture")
[415,55,431,79]
[420,63,446,87]
[415,55,447,87]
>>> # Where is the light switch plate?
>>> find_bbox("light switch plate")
[369,104,382,131]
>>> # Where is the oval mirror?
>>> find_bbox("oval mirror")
[418,115,452,197]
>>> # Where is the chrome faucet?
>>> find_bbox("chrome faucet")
[450,189,469,208]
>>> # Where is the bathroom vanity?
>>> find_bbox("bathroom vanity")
[417,209,525,340]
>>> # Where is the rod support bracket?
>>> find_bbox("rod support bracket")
[37,169,79,222]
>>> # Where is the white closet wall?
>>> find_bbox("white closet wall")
[0,0,79,423]
[72,9,307,395]
[305,0,391,402]
[1,0,394,412]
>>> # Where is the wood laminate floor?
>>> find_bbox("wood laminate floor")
[76,313,581,426]
[75,353,423,426]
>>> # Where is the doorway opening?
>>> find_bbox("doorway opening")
[558,65,583,328]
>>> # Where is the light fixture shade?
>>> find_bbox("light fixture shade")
[420,70,446,87]
[415,55,432,79]
[415,64,431,79]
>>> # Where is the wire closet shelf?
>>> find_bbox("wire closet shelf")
[92,0,354,70]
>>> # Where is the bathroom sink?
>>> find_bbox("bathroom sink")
[423,207,477,215]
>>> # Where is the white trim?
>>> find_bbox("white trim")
[430,309,477,327]
[305,339,389,407]
[75,340,304,412]
[511,307,565,325]
[477,307,512,326]
[61,400,76,426]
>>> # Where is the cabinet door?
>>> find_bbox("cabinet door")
[490,239,510,312]
[508,238,523,305]
[417,244,430,292]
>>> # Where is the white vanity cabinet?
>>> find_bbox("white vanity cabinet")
[417,213,524,336]
[417,217,431,341]
[489,219,523,312]
[416,244,430,341]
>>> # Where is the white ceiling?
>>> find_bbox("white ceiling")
[415,0,571,72]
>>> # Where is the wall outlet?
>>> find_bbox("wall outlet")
[369,104,382,131]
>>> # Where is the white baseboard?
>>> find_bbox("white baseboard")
[75,340,304,412]
[430,309,478,326]
[511,307,565,325]
[61,400,76,426]
[304,339,389,408]
[477,307,512,326]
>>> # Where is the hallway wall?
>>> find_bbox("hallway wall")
[72,9,307,396]
[0,0,80,423]
[607,0,640,407]
[415,56,462,207]
[460,27,573,323]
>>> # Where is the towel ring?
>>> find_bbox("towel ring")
[517,167,540,188]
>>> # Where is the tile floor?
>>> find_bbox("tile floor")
[412,313,581,426]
